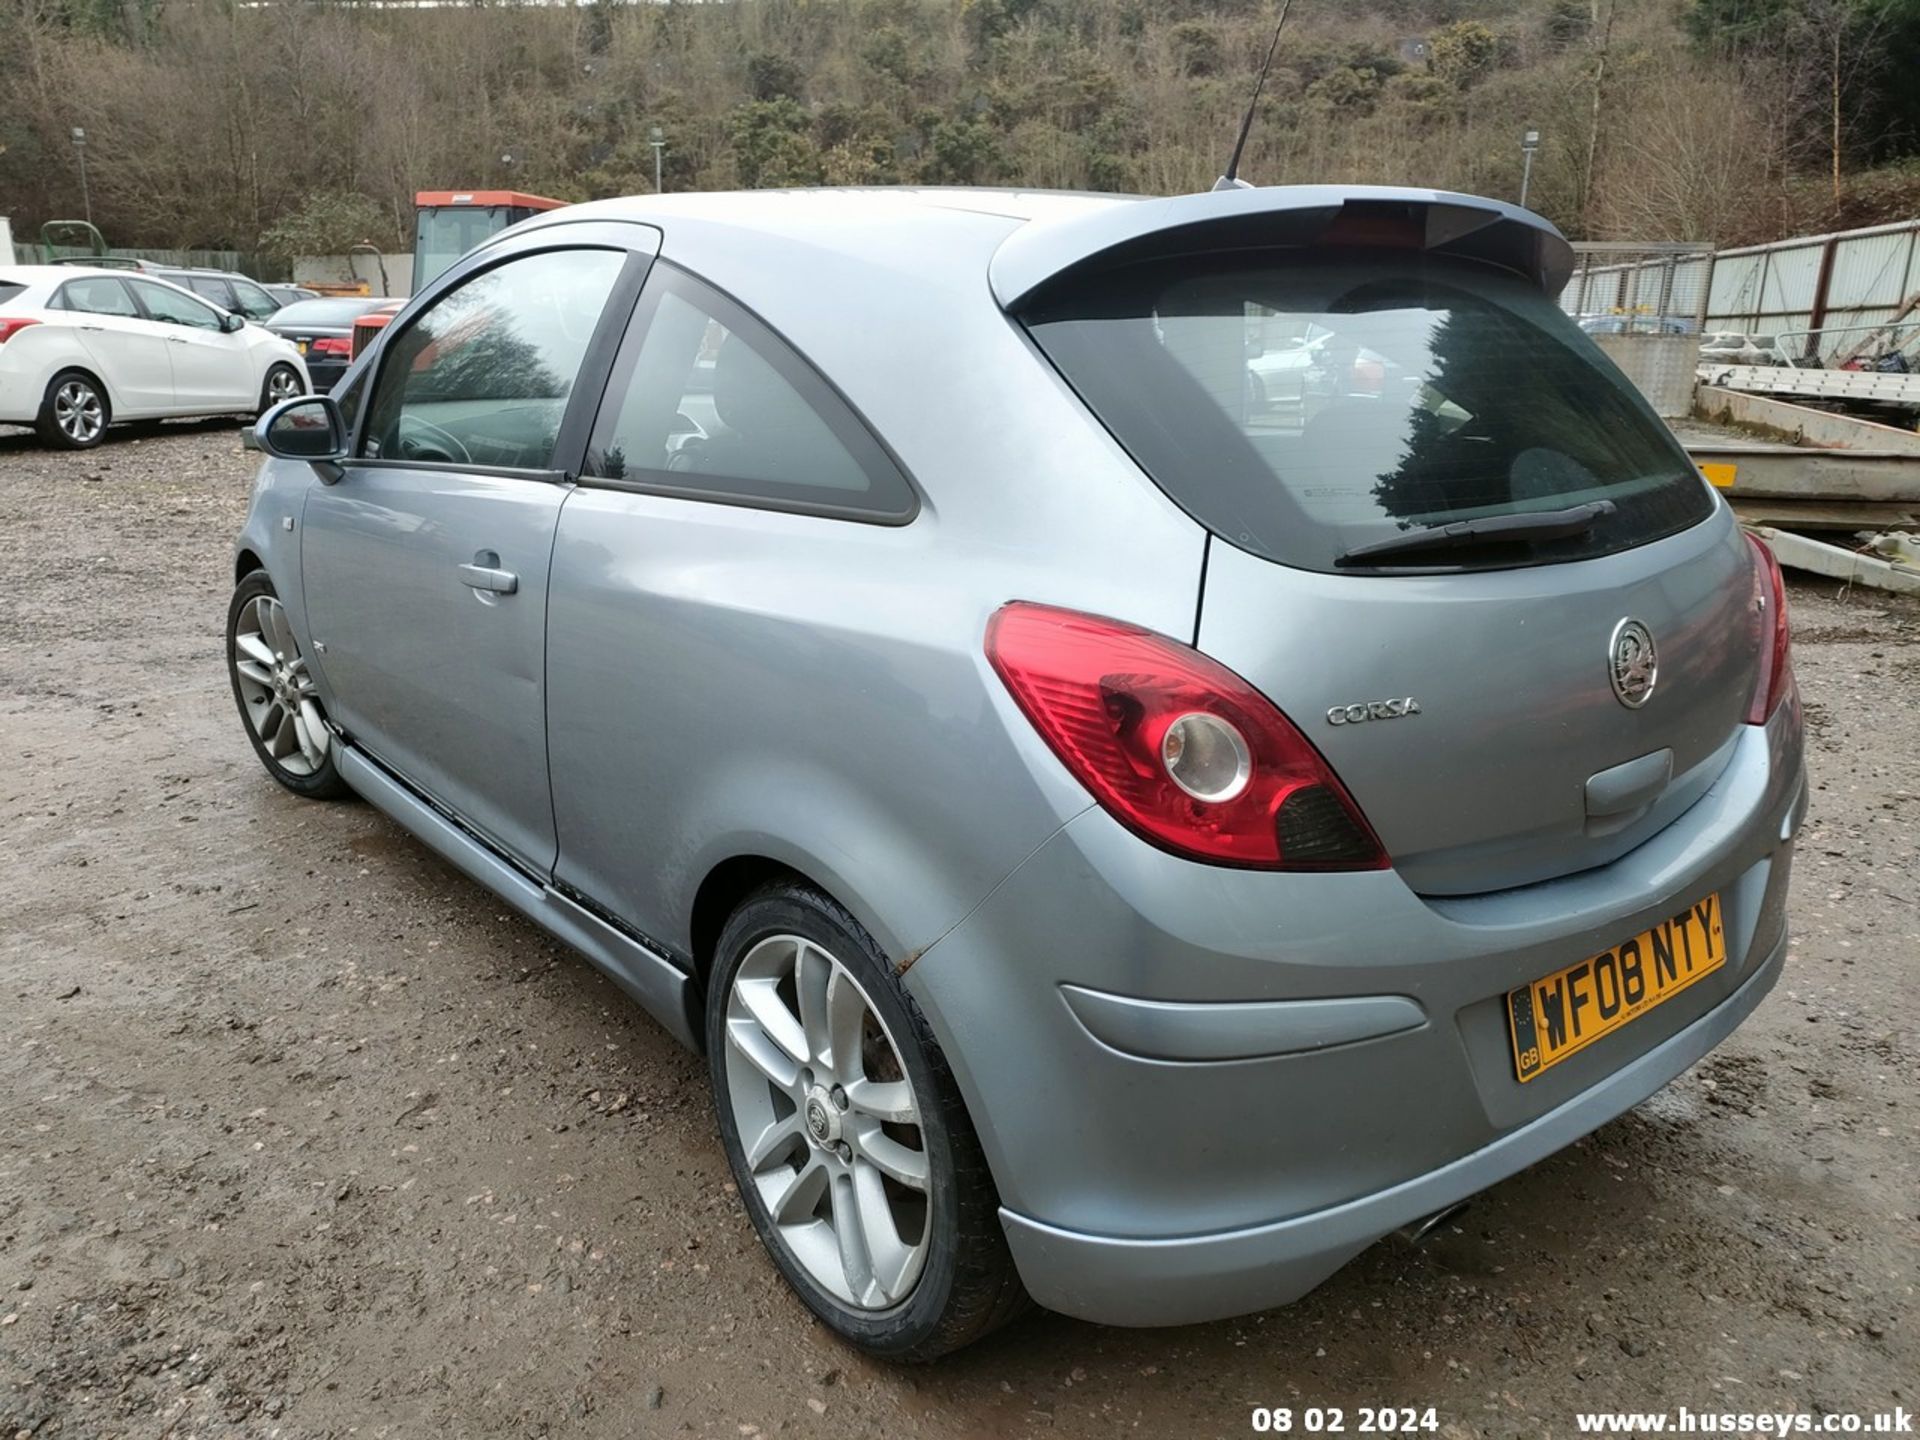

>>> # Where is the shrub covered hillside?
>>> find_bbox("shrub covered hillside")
[2,0,1917,257]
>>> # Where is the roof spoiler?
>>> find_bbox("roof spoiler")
[989,185,1575,310]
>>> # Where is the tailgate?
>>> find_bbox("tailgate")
[1197,516,1758,894]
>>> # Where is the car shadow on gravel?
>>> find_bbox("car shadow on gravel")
[0,415,250,455]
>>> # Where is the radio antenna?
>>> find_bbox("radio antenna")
[1214,0,1296,191]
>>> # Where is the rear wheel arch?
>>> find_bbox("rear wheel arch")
[37,366,115,447]
[689,855,813,993]
[46,363,118,413]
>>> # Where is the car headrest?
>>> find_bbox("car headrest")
[713,333,814,439]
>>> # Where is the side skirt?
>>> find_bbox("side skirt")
[335,744,701,1051]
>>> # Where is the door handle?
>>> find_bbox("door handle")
[458,561,518,595]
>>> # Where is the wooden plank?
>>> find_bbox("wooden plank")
[1693,385,1920,455]
[1679,444,1920,502]
[1729,498,1920,531]
[1745,525,1920,594]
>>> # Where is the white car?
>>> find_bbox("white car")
[0,265,309,449]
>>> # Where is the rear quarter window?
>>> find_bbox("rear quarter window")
[1023,250,1714,573]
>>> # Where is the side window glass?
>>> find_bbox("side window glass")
[586,271,913,520]
[60,278,139,317]
[231,280,280,320]
[131,281,222,330]
[188,277,232,308]
[360,248,624,471]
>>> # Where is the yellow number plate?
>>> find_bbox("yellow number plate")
[297,340,309,353]
[1507,894,1725,1082]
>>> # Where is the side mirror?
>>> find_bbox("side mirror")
[222,311,247,333]
[255,394,348,482]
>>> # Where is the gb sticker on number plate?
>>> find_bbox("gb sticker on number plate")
[1506,894,1725,1082]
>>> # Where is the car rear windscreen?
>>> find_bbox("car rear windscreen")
[1023,250,1714,573]
[0,281,26,306]
[273,298,378,326]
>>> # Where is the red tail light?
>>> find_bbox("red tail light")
[986,603,1388,871]
[0,317,42,344]
[311,336,351,356]
[1744,532,1793,724]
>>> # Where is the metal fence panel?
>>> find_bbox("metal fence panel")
[1708,253,1768,326]
[1559,242,1715,332]
[1827,229,1918,317]
[1760,244,1822,317]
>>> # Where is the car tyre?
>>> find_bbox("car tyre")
[707,881,1029,1361]
[226,570,351,800]
[259,363,305,415]
[37,370,110,449]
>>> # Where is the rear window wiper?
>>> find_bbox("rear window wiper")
[1335,499,1618,566]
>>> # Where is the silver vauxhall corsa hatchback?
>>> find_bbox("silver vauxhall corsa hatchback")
[229,186,1806,1359]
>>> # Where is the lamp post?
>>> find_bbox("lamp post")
[1519,127,1541,210]
[71,127,92,226]
[649,126,666,195]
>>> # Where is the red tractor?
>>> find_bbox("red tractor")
[349,189,566,360]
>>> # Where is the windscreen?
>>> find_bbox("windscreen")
[0,281,27,306]
[273,299,377,327]
[1024,250,1714,572]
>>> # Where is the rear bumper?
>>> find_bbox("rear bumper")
[1000,926,1787,1326]
[305,357,350,393]
[0,360,45,425]
[904,710,1804,1327]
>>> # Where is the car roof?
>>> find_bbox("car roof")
[519,185,1574,308]
[2,264,145,283]
[0,266,241,310]
[156,264,257,279]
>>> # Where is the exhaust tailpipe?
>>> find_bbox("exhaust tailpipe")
[1392,1201,1470,1247]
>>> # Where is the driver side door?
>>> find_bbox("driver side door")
[298,242,640,872]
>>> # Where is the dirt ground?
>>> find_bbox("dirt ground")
[0,420,1914,1440]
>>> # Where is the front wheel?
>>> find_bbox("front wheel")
[226,571,350,800]
[259,363,305,415]
[707,883,1028,1360]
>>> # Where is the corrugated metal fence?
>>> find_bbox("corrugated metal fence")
[1709,219,1920,347]
[1555,218,1920,369]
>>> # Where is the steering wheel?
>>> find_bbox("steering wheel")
[395,414,472,466]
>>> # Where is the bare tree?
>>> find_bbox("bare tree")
[1791,0,1891,203]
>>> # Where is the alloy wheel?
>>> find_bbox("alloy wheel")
[231,593,330,776]
[266,367,302,406]
[722,934,932,1310]
[54,380,105,444]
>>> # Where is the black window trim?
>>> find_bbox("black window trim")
[345,241,653,488]
[577,260,921,527]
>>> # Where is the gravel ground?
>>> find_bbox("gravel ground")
[1,421,1914,1440]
